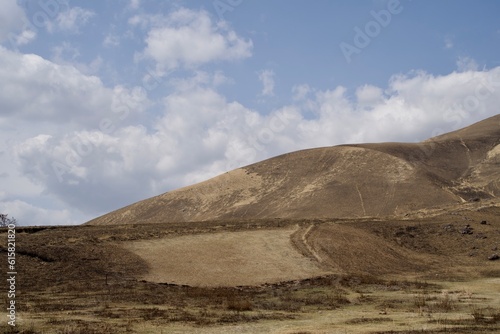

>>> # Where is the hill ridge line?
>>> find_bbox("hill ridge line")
[87,114,500,225]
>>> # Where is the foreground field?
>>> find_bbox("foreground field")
[125,226,329,286]
[2,272,500,333]
[1,205,499,333]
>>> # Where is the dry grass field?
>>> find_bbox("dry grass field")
[125,226,329,286]
[1,203,499,333]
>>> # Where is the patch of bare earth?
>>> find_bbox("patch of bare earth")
[125,226,330,287]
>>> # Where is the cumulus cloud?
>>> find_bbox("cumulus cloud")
[258,70,275,97]
[51,41,80,62]
[13,66,500,222]
[0,47,148,125]
[138,8,252,72]
[12,95,249,213]
[317,68,500,144]
[47,7,95,33]
[456,56,479,72]
[12,29,36,46]
[103,34,120,48]
[356,85,384,107]
[0,0,36,46]
[14,130,162,213]
[292,84,311,101]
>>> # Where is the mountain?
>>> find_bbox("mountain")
[87,114,500,225]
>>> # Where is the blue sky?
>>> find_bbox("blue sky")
[1,0,499,225]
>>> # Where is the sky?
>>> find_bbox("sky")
[1,0,500,225]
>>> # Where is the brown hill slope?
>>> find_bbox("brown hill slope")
[87,114,500,225]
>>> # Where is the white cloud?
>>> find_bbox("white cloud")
[47,7,95,33]
[258,69,275,97]
[52,41,80,62]
[129,0,141,10]
[0,47,148,125]
[456,56,479,72]
[0,47,152,220]
[51,43,103,75]
[444,37,454,49]
[76,56,104,76]
[139,8,252,72]
[0,0,36,46]
[128,14,151,28]
[12,29,36,46]
[292,84,311,101]
[307,68,500,144]
[167,71,230,91]
[356,84,383,106]
[103,34,120,47]
[12,82,263,214]
[0,200,81,226]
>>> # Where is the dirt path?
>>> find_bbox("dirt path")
[300,223,324,264]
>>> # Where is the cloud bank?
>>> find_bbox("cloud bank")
[135,8,252,73]
[6,54,500,224]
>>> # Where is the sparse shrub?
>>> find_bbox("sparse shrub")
[169,308,197,323]
[95,307,120,319]
[52,322,115,334]
[0,322,39,334]
[279,288,349,310]
[434,292,455,312]
[492,310,500,323]
[345,317,391,324]
[481,269,500,278]
[0,213,16,227]
[140,307,166,320]
[218,312,271,323]
[356,291,374,303]
[470,306,500,324]
[338,274,384,287]
[471,306,486,323]
[195,309,218,326]
[280,302,302,312]
[226,297,253,312]
[413,292,428,308]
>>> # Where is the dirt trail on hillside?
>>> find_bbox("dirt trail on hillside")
[291,223,324,264]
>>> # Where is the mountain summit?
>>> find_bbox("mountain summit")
[87,115,500,225]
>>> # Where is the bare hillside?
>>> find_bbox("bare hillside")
[87,114,500,225]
